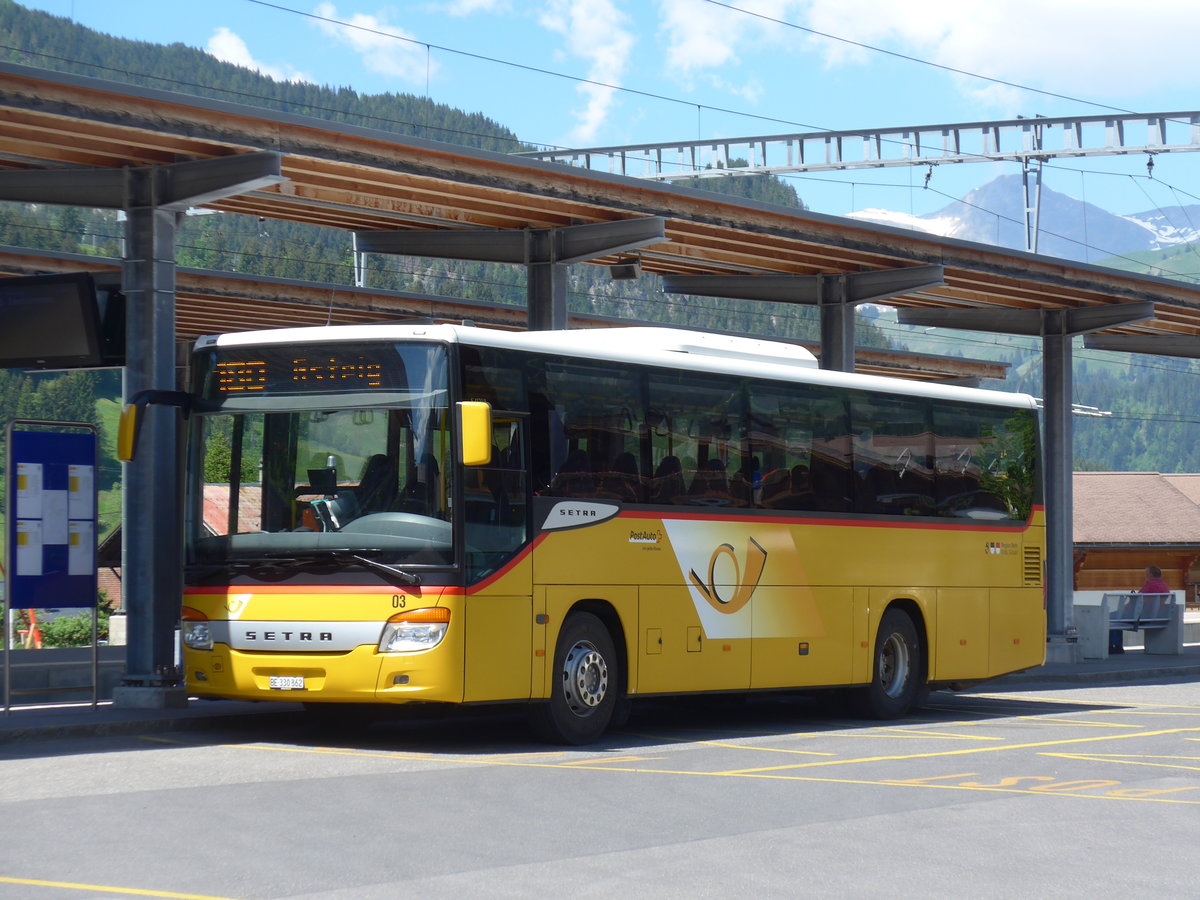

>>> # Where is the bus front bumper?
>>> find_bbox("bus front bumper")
[183,643,465,704]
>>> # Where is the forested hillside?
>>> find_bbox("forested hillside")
[1095,241,1200,284]
[0,0,521,152]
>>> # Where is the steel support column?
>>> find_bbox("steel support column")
[818,275,854,373]
[1041,311,1074,658]
[526,226,569,331]
[0,152,284,707]
[1022,159,1045,254]
[120,180,185,696]
[355,218,666,331]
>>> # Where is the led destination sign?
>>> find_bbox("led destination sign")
[196,344,447,401]
[213,357,384,393]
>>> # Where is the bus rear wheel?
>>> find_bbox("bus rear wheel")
[850,607,923,719]
[529,612,618,745]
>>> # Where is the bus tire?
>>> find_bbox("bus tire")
[850,607,923,719]
[529,612,618,745]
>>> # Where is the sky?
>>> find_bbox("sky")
[16,0,1200,221]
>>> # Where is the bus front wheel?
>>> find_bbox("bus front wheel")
[850,607,923,719]
[529,612,618,745]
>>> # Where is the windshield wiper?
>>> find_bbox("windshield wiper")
[190,550,422,586]
[337,551,422,586]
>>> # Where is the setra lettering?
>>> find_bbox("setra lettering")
[242,630,333,642]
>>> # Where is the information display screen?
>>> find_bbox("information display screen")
[195,343,447,404]
[0,273,104,369]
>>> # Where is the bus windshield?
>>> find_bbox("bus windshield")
[186,343,453,574]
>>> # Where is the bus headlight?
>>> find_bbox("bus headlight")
[181,606,212,650]
[378,607,451,653]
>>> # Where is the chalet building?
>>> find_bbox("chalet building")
[1073,472,1200,605]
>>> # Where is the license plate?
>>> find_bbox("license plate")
[269,675,305,691]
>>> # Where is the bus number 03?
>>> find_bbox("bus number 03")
[392,595,406,609]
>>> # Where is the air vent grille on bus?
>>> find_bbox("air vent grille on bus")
[1023,546,1043,586]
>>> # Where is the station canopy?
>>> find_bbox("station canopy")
[1,62,1199,367]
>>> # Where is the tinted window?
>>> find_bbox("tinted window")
[536,357,646,501]
[751,380,850,512]
[850,393,934,516]
[933,403,1037,521]
[647,370,744,506]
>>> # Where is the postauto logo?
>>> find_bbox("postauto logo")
[663,520,773,640]
[687,537,768,615]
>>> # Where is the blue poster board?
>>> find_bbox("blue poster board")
[8,428,98,609]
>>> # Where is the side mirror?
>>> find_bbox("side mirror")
[117,390,192,461]
[457,400,492,466]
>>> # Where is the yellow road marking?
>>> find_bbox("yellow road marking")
[211,738,1200,804]
[1049,753,1200,761]
[712,726,1200,775]
[1042,752,1200,773]
[885,729,1004,741]
[560,755,665,765]
[1014,717,1148,729]
[0,876,238,899]
[688,741,833,755]
[1084,715,1200,724]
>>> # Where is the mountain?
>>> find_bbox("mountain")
[848,174,1200,265]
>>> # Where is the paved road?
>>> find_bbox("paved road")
[2,679,1198,899]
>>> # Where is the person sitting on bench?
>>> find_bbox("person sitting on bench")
[1111,565,1170,654]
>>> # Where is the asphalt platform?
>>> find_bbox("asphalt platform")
[3,643,1198,745]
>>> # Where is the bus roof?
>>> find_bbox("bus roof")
[196,323,1036,410]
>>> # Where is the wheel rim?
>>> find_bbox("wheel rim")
[561,639,609,717]
[879,632,911,699]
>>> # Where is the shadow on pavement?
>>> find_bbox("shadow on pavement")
[0,688,1129,762]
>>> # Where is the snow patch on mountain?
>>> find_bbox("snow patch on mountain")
[845,208,960,237]
[1122,212,1200,249]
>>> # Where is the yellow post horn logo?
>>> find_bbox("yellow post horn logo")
[688,537,768,614]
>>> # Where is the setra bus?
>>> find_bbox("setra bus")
[125,323,1045,743]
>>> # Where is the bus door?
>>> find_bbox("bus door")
[462,412,534,702]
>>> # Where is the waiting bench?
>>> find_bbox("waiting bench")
[1075,592,1183,659]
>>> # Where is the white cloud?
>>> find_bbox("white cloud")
[650,0,1200,117]
[205,27,309,83]
[798,0,1200,108]
[441,0,509,14]
[657,0,806,79]
[539,0,635,145]
[312,3,435,86]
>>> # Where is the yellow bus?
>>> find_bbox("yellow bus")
[170,324,1044,743]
